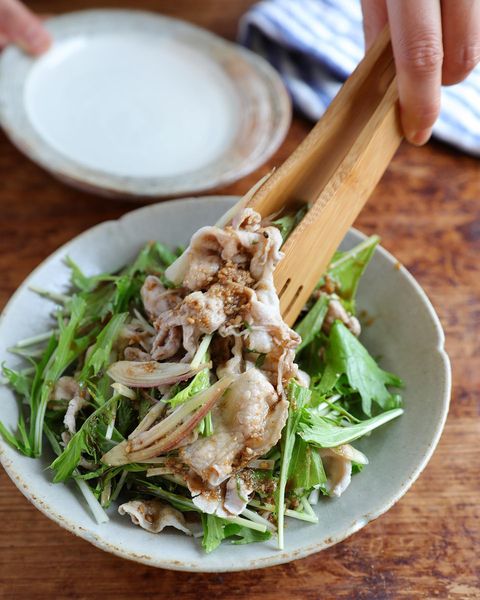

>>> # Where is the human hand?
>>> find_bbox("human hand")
[0,0,50,54]
[361,0,480,145]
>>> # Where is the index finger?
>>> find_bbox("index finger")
[441,0,480,85]
[387,0,443,145]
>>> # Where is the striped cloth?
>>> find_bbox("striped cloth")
[239,0,480,156]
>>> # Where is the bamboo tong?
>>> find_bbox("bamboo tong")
[247,27,403,326]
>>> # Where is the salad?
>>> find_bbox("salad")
[0,190,403,554]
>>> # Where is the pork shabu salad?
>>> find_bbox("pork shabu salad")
[0,194,403,553]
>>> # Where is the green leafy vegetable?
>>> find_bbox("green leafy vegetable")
[323,321,403,416]
[1,364,31,398]
[201,514,226,553]
[115,397,137,438]
[80,313,127,382]
[111,276,137,314]
[352,463,365,474]
[0,363,35,453]
[202,411,214,437]
[127,241,177,274]
[276,380,311,549]
[51,425,90,483]
[327,236,379,312]
[299,407,403,448]
[296,334,326,383]
[225,524,272,545]
[50,394,120,482]
[168,368,211,408]
[0,420,25,453]
[201,514,271,553]
[151,242,179,268]
[64,256,116,293]
[288,437,326,491]
[33,297,88,455]
[295,294,329,353]
[141,481,199,513]
[272,205,308,242]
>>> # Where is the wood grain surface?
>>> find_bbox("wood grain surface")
[1,2,479,599]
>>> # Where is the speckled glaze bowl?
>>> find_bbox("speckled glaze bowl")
[0,11,291,199]
[0,197,451,571]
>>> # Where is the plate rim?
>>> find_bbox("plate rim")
[0,9,292,199]
[0,196,451,571]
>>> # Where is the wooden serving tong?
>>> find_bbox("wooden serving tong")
[247,27,403,326]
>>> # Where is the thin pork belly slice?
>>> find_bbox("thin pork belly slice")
[187,471,254,517]
[153,206,300,375]
[118,499,191,535]
[50,376,89,435]
[179,369,288,487]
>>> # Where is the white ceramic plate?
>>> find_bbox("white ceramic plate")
[0,197,451,571]
[0,11,291,198]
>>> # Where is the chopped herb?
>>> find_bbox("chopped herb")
[255,353,267,368]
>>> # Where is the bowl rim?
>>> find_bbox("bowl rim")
[0,9,291,199]
[0,196,451,571]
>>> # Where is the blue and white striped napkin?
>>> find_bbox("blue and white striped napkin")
[239,0,480,156]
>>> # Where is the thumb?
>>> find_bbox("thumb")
[0,0,51,55]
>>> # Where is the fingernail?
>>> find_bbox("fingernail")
[409,128,432,146]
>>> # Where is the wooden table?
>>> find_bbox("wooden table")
[1,2,479,598]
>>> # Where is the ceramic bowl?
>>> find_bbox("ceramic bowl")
[0,197,451,571]
[0,10,291,199]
